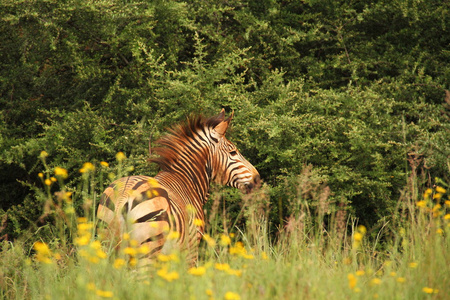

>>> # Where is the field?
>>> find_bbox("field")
[0,156,448,300]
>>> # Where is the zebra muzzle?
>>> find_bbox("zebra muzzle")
[243,174,261,194]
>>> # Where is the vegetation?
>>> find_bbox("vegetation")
[0,157,448,299]
[0,0,449,298]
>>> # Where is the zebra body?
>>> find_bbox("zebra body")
[97,110,260,265]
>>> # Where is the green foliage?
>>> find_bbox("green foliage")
[0,167,448,299]
[1,0,449,239]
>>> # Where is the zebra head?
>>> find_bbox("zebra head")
[209,109,260,193]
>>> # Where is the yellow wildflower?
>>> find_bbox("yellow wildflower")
[89,240,101,250]
[157,253,179,262]
[34,242,53,264]
[261,251,269,260]
[129,257,137,267]
[147,190,159,197]
[54,167,68,179]
[124,247,137,256]
[215,263,231,271]
[226,269,242,277]
[44,179,52,186]
[194,218,204,227]
[203,234,216,247]
[96,249,107,259]
[356,270,365,276]
[75,234,91,246]
[157,254,171,262]
[445,200,450,207]
[422,287,438,294]
[64,192,72,203]
[416,200,427,208]
[34,242,51,256]
[224,291,240,300]
[78,217,88,223]
[347,273,357,290]
[80,162,95,173]
[36,255,52,264]
[353,232,363,242]
[100,161,109,168]
[242,253,254,260]
[444,214,450,220]
[408,262,418,268]
[370,278,382,286]
[229,242,246,255]
[38,172,44,179]
[96,290,113,298]
[357,225,367,234]
[138,245,150,254]
[78,223,93,232]
[116,152,126,162]
[167,231,180,240]
[88,256,100,264]
[389,272,397,277]
[157,267,179,282]
[147,178,159,187]
[40,151,48,158]
[219,234,232,246]
[433,193,442,200]
[206,289,214,297]
[113,258,126,269]
[435,186,446,194]
[423,188,432,199]
[432,204,442,218]
[396,277,406,283]
[188,266,207,276]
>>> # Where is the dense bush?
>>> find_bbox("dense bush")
[0,0,449,239]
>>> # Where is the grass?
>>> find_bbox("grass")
[0,156,449,299]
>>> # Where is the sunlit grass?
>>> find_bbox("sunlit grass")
[0,155,449,299]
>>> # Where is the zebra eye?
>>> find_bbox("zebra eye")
[230,150,237,156]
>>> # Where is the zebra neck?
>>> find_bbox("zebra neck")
[155,170,211,207]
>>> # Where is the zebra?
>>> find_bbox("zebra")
[96,109,260,266]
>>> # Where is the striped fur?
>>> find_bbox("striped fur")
[97,109,260,266]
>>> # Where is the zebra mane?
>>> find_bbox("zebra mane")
[150,113,224,172]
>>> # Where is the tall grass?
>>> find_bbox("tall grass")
[0,155,448,299]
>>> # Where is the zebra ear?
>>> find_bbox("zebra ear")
[225,110,234,123]
[217,108,226,121]
[213,110,233,137]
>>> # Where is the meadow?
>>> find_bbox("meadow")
[0,153,448,300]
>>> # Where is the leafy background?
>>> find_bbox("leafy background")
[1,0,449,239]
